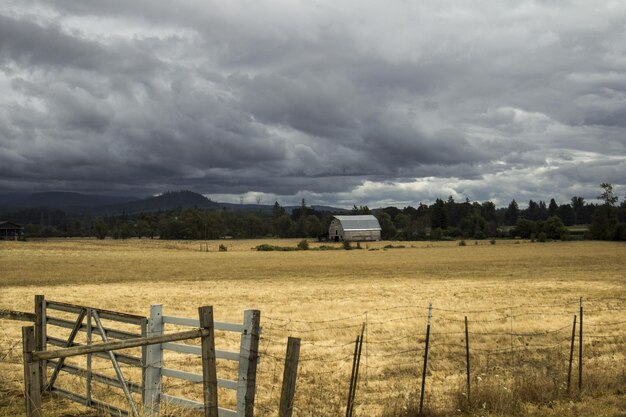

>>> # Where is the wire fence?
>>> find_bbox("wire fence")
[253,297,626,416]
[1,297,625,417]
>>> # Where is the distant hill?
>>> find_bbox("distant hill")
[0,193,22,205]
[97,190,219,214]
[0,190,348,217]
[0,192,137,210]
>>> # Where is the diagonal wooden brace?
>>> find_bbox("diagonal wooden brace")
[44,308,87,391]
[92,310,141,417]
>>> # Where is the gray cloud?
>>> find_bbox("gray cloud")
[0,1,625,206]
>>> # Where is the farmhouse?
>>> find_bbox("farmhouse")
[0,221,24,241]
[328,215,381,242]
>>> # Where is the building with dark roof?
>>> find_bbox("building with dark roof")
[0,221,24,240]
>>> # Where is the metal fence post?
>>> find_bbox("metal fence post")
[578,297,583,391]
[278,337,301,417]
[419,304,432,416]
[346,335,360,417]
[567,314,577,393]
[237,310,261,417]
[145,304,164,417]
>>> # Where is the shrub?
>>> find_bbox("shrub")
[537,232,547,242]
[614,223,626,241]
[342,240,352,250]
[356,242,362,249]
[297,239,310,250]
[513,218,536,239]
[255,244,298,251]
[444,227,462,238]
[540,216,567,240]
[219,244,228,252]
[458,240,467,246]
[430,228,443,240]
[473,230,486,240]
[490,239,496,245]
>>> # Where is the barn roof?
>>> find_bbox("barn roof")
[333,215,381,231]
[0,221,23,230]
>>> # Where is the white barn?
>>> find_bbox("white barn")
[328,215,382,242]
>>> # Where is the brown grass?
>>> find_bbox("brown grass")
[1,239,625,417]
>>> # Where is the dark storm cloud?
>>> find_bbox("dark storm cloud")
[0,1,625,205]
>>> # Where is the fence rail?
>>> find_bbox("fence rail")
[0,308,35,322]
[147,305,261,417]
[21,306,219,417]
[3,295,624,417]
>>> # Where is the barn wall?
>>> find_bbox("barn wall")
[344,230,381,241]
[329,219,344,240]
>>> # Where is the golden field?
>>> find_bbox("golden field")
[1,239,625,417]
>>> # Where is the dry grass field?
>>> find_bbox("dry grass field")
[1,238,625,417]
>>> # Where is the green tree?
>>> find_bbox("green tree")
[481,201,497,224]
[351,205,371,215]
[556,204,575,226]
[548,199,558,217]
[94,220,107,240]
[504,200,519,226]
[598,183,618,206]
[275,215,295,238]
[540,216,567,240]
[590,205,618,240]
[305,215,323,238]
[590,184,620,239]
[430,199,447,230]
[445,196,461,227]
[525,200,541,221]
[272,201,285,218]
[393,213,410,231]
[376,212,397,240]
[571,196,586,224]
[513,218,536,239]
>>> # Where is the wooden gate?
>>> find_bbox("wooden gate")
[35,295,147,416]
[145,304,261,417]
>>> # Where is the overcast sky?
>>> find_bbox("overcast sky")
[1,1,625,208]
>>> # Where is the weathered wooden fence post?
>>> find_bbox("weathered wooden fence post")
[578,297,583,391]
[86,308,93,406]
[199,306,219,417]
[567,314,577,393]
[465,316,471,406]
[278,337,301,417]
[419,304,432,416]
[34,295,46,391]
[140,315,148,409]
[237,309,261,417]
[145,304,164,417]
[22,326,42,417]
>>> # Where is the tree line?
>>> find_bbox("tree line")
[4,184,626,241]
